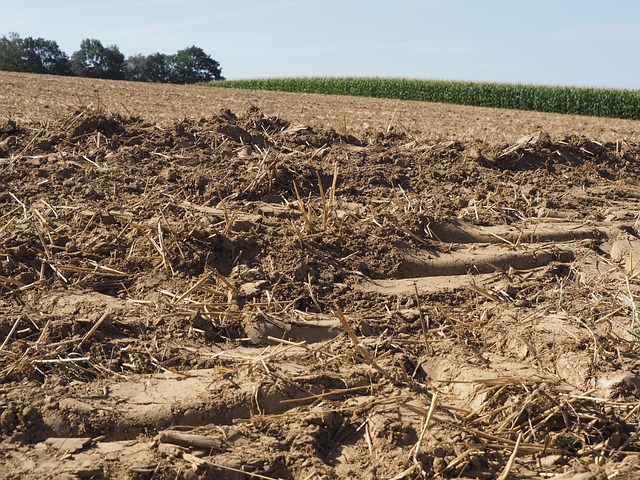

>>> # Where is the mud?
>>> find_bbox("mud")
[1,72,640,479]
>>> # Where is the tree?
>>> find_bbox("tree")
[2,33,225,84]
[0,33,71,75]
[168,46,224,84]
[124,54,147,82]
[21,37,72,75]
[145,53,172,83]
[0,33,23,71]
[125,52,173,83]
[70,39,125,80]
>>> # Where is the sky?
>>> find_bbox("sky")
[2,0,639,89]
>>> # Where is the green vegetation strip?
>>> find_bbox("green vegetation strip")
[206,77,640,120]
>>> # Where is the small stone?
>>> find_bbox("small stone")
[231,219,256,232]
[22,406,39,421]
[162,168,179,182]
[239,281,268,299]
[59,398,95,414]
[359,319,372,336]
[44,437,92,454]
[598,371,640,399]
[0,409,16,430]
[539,454,564,468]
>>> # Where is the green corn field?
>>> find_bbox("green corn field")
[204,77,640,120]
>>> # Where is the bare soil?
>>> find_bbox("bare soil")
[1,71,640,479]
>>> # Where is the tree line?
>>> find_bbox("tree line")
[0,33,224,83]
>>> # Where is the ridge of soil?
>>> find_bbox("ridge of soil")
[1,72,640,479]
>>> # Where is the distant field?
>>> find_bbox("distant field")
[206,77,640,120]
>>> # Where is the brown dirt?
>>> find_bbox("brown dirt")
[1,71,640,479]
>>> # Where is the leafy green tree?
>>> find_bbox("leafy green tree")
[0,33,71,75]
[21,37,72,75]
[124,54,147,82]
[3,33,225,84]
[145,53,172,83]
[168,46,224,84]
[125,52,172,83]
[0,33,24,71]
[70,39,125,80]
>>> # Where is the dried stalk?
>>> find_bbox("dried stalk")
[335,307,392,380]
[0,317,21,352]
[496,432,522,480]
[411,392,439,463]
[157,430,223,451]
[76,312,109,351]
[292,181,312,232]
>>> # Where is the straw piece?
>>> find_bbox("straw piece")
[279,384,372,405]
[35,357,90,364]
[0,317,21,352]
[157,430,223,451]
[8,191,28,218]
[76,312,109,351]
[174,274,211,305]
[496,432,522,480]
[411,392,438,463]
[335,307,392,380]
[292,181,312,232]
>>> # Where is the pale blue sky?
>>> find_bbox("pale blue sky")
[3,0,639,89]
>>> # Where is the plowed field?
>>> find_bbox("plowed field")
[1,71,640,479]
